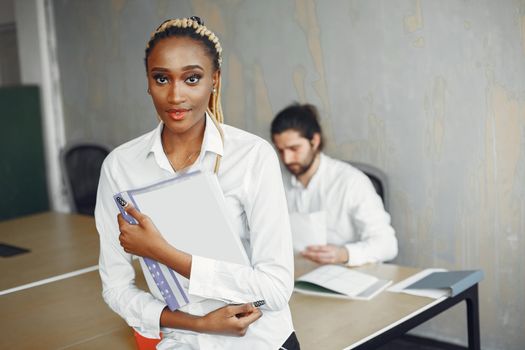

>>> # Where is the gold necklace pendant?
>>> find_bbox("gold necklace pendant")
[160,134,201,172]
[167,149,200,172]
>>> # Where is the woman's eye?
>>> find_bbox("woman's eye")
[154,75,168,85]
[185,74,201,84]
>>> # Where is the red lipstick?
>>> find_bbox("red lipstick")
[167,108,190,121]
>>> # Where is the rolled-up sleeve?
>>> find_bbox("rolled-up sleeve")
[345,172,398,266]
[189,142,294,311]
[95,157,166,338]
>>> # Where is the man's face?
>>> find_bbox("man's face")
[272,130,318,177]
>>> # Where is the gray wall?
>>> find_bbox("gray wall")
[0,0,14,25]
[0,0,19,86]
[53,1,525,349]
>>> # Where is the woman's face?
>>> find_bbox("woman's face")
[147,36,218,136]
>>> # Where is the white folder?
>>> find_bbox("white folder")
[128,171,250,266]
[116,171,250,311]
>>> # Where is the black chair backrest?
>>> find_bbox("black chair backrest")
[61,143,110,215]
[347,161,389,212]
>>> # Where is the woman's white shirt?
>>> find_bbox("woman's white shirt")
[95,115,294,349]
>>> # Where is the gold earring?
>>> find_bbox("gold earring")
[147,88,151,94]
[212,87,216,94]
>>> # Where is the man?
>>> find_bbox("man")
[271,103,398,266]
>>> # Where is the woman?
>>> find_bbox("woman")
[95,17,299,349]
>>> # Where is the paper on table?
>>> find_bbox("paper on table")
[289,211,327,252]
[297,264,378,296]
[294,264,391,300]
[387,268,449,299]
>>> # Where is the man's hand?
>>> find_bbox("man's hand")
[117,206,167,260]
[301,244,349,264]
[199,303,262,336]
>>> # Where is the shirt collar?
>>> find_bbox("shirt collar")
[148,121,165,159]
[201,113,224,158]
[289,171,302,188]
[147,113,224,162]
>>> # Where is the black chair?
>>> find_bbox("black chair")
[347,161,389,212]
[60,142,110,215]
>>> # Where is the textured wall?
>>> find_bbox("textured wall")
[0,0,14,26]
[53,1,525,349]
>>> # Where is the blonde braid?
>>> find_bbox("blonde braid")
[208,74,224,173]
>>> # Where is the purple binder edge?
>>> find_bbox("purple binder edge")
[113,193,187,311]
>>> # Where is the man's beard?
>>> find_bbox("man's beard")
[286,150,318,177]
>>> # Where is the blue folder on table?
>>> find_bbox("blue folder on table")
[405,270,484,297]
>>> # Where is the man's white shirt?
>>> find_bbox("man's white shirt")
[95,115,294,349]
[283,153,398,266]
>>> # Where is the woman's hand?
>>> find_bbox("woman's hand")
[198,303,262,336]
[117,205,167,260]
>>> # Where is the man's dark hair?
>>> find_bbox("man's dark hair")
[271,103,324,150]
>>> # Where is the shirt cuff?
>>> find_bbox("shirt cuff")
[134,298,166,339]
[345,243,370,267]
[188,255,217,298]
[188,255,253,303]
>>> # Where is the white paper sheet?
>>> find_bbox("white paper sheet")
[289,211,327,252]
